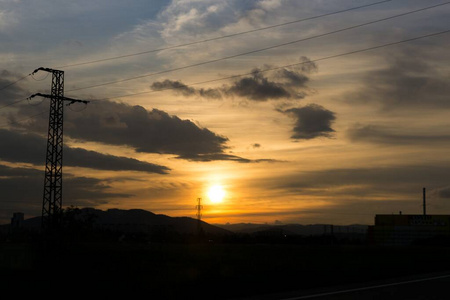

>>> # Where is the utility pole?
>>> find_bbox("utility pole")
[29,67,89,233]
[423,187,426,216]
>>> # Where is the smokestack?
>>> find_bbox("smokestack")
[423,187,426,216]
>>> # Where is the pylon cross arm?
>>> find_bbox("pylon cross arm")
[31,67,60,75]
[28,93,89,105]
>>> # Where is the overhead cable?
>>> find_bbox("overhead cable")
[5,29,449,127]
[66,2,450,93]
[95,29,450,101]
[0,110,48,129]
[0,74,30,92]
[55,0,393,69]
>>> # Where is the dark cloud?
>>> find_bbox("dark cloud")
[0,129,170,174]
[347,124,450,145]
[64,103,228,157]
[13,99,259,162]
[437,187,450,199]
[283,104,336,140]
[151,75,292,101]
[150,57,317,101]
[297,56,319,74]
[276,68,309,86]
[66,147,170,174]
[347,47,450,110]
[275,56,317,86]
[225,57,317,101]
[151,79,222,99]
[0,164,131,223]
[176,152,280,163]
[63,176,132,201]
[177,153,253,163]
[151,79,196,96]
[225,68,292,101]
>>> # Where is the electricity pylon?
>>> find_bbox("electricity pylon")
[29,67,89,232]
[196,197,203,235]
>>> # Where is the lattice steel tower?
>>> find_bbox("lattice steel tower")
[30,67,88,232]
[196,197,203,235]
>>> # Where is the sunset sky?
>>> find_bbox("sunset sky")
[1,0,450,225]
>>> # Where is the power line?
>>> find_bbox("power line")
[0,71,49,110]
[0,97,29,110]
[0,93,60,112]
[0,63,49,94]
[66,2,450,94]
[55,0,393,69]
[5,27,449,124]
[0,74,30,92]
[5,26,449,111]
[3,28,449,128]
[0,110,48,129]
[96,29,450,101]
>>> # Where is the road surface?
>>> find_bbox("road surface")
[235,272,450,300]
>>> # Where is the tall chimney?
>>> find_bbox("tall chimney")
[423,187,426,216]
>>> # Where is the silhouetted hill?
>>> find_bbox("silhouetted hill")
[89,208,233,235]
[6,208,232,236]
[2,209,369,243]
[215,223,368,237]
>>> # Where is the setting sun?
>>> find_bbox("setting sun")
[208,185,226,204]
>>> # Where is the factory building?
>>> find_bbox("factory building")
[369,214,450,245]
[369,188,450,245]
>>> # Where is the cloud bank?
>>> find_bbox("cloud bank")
[0,129,170,174]
[12,99,259,162]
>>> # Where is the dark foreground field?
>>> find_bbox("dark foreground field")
[1,240,450,299]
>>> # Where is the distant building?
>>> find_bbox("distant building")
[369,214,450,245]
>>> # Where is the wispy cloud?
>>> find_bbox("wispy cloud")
[345,46,450,110]
[347,124,450,146]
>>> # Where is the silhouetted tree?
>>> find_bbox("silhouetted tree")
[62,206,98,240]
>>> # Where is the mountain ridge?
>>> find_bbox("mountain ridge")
[4,208,369,239]
[214,222,369,237]
[6,207,232,236]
